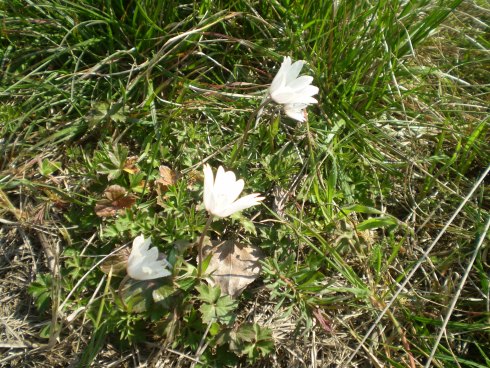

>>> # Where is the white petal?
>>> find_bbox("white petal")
[226,178,245,204]
[286,103,308,110]
[289,94,318,104]
[127,256,146,279]
[285,60,305,84]
[128,235,149,264]
[126,235,172,280]
[146,246,159,261]
[129,261,170,280]
[299,84,319,98]
[132,234,145,251]
[212,166,227,195]
[270,69,285,94]
[203,164,214,211]
[209,167,246,215]
[270,56,291,93]
[284,104,307,122]
[129,264,170,281]
[288,75,314,91]
[148,267,171,279]
[217,193,264,218]
[269,56,318,112]
[143,261,172,279]
[270,90,298,104]
[140,237,152,252]
[127,269,147,280]
[200,165,264,218]
[214,167,236,197]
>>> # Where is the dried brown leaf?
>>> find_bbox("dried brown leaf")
[203,240,263,298]
[156,165,177,191]
[123,156,140,174]
[95,185,136,217]
[156,165,178,206]
[186,169,202,188]
[99,248,131,275]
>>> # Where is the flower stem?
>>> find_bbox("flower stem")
[197,215,214,278]
[229,97,271,165]
[118,274,130,309]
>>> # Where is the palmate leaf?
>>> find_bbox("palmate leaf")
[196,284,221,304]
[28,273,53,313]
[229,324,274,361]
[196,284,238,324]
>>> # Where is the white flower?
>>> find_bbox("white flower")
[284,103,308,122]
[269,56,319,106]
[203,164,264,218]
[127,235,171,280]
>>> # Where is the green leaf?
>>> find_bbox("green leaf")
[38,159,62,176]
[230,323,274,361]
[152,284,174,303]
[357,216,398,231]
[28,273,53,312]
[231,212,257,235]
[370,243,382,278]
[199,295,237,324]
[196,284,221,304]
[214,296,238,322]
[197,285,238,324]
[234,324,257,342]
[209,322,221,336]
[340,204,383,216]
[121,278,169,313]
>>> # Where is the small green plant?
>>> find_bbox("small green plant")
[28,273,53,313]
[196,284,238,324]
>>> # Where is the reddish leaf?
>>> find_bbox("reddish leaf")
[312,308,333,333]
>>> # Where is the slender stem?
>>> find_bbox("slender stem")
[191,320,213,368]
[117,274,130,309]
[197,215,214,277]
[229,97,271,165]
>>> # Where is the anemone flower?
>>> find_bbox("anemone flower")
[203,164,264,218]
[127,235,171,280]
[269,56,318,121]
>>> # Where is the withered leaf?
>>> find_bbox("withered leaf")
[95,185,136,217]
[156,165,178,207]
[100,248,131,275]
[312,308,333,333]
[186,169,202,188]
[272,185,289,220]
[156,165,177,191]
[123,156,140,174]
[203,240,264,298]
